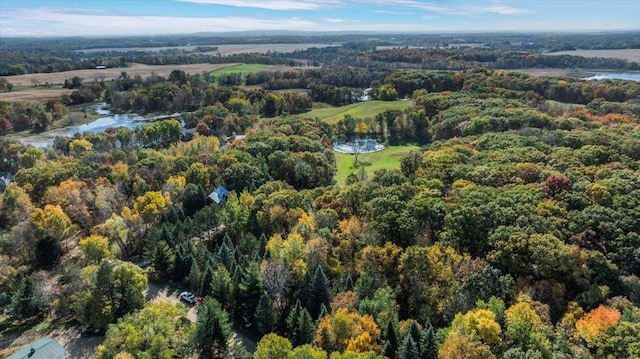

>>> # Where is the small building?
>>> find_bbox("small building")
[0,172,13,192]
[207,185,229,204]
[7,338,70,359]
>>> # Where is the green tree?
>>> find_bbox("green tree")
[97,302,193,359]
[254,333,293,359]
[192,297,232,359]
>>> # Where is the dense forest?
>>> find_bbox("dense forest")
[1,33,640,359]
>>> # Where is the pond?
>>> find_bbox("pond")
[333,138,385,154]
[18,103,154,148]
[581,72,640,82]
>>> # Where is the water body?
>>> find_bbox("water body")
[18,103,150,148]
[333,139,385,154]
[581,72,640,82]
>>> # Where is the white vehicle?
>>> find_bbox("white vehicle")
[179,291,197,304]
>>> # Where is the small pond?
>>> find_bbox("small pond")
[581,72,640,82]
[18,103,153,148]
[333,138,385,154]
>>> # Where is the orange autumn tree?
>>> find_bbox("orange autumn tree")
[575,305,621,348]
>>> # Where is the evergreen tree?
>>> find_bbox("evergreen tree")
[11,274,49,319]
[345,274,354,291]
[172,246,192,283]
[258,233,268,258]
[254,291,276,335]
[192,297,231,359]
[286,300,303,338]
[309,266,330,318]
[200,264,214,295]
[153,240,174,277]
[399,334,418,359]
[217,241,235,270]
[237,261,262,320]
[383,340,396,359]
[407,320,421,344]
[355,265,376,299]
[386,319,399,355]
[188,259,202,291]
[160,223,174,245]
[294,307,316,346]
[317,303,328,322]
[419,325,437,359]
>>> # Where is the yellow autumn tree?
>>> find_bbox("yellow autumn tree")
[438,332,495,359]
[314,308,381,353]
[451,309,502,347]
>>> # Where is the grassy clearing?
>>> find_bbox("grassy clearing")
[334,144,421,186]
[300,100,413,123]
[209,64,274,76]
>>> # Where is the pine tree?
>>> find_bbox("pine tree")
[217,242,235,270]
[317,303,328,322]
[386,319,399,354]
[383,340,396,359]
[345,274,354,291]
[192,297,231,359]
[286,300,303,339]
[200,264,214,295]
[399,334,418,359]
[254,291,276,335]
[310,266,330,318]
[153,240,174,277]
[407,320,421,344]
[295,307,316,346]
[419,325,437,359]
[188,259,201,291]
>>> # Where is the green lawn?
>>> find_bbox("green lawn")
[334,144,421,186]
[299,100,413,123]
[209,64,274,76]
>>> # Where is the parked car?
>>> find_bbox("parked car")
[179,291,197,304]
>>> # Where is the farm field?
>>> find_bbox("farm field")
[76,43,338,55]
[299,100,413,123]
[0,63,241,87]
[0,88,73,103]
[209,64,274,76]
[334,144,421,186]
[543,49,640,62]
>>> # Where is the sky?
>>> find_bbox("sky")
[1,0,639,38]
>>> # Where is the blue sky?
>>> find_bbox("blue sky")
[1,0,639,37]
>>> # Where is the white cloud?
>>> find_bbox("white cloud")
[0,7,318,37]
[175,0,340,11]
[322,17,347,23]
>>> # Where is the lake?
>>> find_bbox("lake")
[581,72,640,82]
[18,103,151,148]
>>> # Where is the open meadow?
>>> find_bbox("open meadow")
[0,63,241,87]
[543,49,640,62]
[334,144,421,186]
[299,100,413,123]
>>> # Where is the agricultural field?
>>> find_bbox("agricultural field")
[299,100,413,123]
[0,88,73,103]
[209,64,274,76]
[334,144,421,186]
[543,48,640,62]
[0,63,241,87]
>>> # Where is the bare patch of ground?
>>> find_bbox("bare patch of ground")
[543,49,640,62]
[0,63,240,87]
